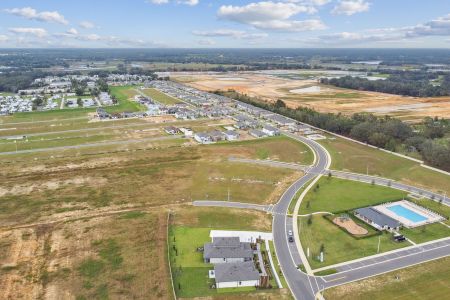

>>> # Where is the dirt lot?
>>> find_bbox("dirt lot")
[0,211,169,300]
[173,71,450,122]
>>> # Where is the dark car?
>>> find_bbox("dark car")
[288,236,294,243]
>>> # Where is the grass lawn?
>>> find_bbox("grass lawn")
[268,240,288,288]
[299,215,407,269]
[142,88,182,105]
[324,256,450,300]
[401,222,450,244]
[319,136,450,195]
[168,207,279,298]
[217,135,314,164]
[0,107,94,123]
[299,177,406,214]
[108,85,146,113]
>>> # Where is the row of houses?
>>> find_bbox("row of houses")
[0,96,33,115]
[194,130,239,144]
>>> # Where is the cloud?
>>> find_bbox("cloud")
[79,21,95,29]
[4,7,68,25]
[148,0,199,6]
[192,29,268,40]
[311,13,450,45]
[0,35,9,42]
[67,28,78,35]
[197,39,216,45]
[217,1,325,32]
[9,27,47,38]
[332,0,370,16]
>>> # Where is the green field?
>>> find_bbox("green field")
[299,177,407,214]
[324,256,450,300]
[299,215,406,269]
[319,136,450,195]
[108,85,146,113]
[142,88,182,105]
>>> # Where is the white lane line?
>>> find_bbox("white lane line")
[330,243,450,276]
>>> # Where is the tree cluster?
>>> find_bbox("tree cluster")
[216,90,450,171]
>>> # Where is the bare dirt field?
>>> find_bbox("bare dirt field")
[172,71,450,121]
[333,217,368,236]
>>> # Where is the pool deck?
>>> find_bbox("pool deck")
[373,200,445,228]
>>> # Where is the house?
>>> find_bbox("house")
[194,132,212,144]
[262,125,280,136]
[224,130,239,141]
[165,126,180,135]
[213,261,260,289]
[209,130,225,142]
[203,237,253,264]
[249,129,267,138]
[354,207,401,231]
[179,127,193,137]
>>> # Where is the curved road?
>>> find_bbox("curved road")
[272,132,330,300]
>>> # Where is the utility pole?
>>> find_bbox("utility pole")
[227,188,230,202]
[377,235,381,253]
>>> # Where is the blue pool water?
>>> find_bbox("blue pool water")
[387,205,428,223]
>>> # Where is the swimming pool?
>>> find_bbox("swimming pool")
[387,205,428,223]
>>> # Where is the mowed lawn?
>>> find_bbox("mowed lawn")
[324,256,450,300]
[142,88,182,105]
[108,85,146,113]
[299,177,406,214]
[168,207,280,298]
[299,215,407,269]
[319,136,450,195]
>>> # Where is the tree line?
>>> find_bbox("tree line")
[321,72,450,97]
[215,90,450,171]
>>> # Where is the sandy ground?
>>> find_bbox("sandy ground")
[333,217,368,236]
[173,71,450,122]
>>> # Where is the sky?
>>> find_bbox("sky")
[0,0,449,48]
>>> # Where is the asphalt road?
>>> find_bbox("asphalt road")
[318,238,450,291]
[272,132,330,300]
[227,157,449,206]
[192,200,272,212]
[0,135,181,155]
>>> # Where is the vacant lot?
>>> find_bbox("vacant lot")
[299,177,406,214]
[319,136,450,195]
[142,88,182,105]
[0,137,309,227]
[173,71,450,121]
[108,85,146,113]
[0,211,170,299]
[324,256,450,300]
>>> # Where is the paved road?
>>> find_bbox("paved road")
[272,132,331,300]
[0,135,181,155]
[228,157,449,206]
[192,200,272,212]
[317,238,450,291]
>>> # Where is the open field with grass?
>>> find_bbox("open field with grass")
[0,136,309,227]
[168,206,290,299]
[142,88,182,105]
[108,85,146,113]
[0,211,170,299]
[319,136,450,195]
[324,256,450,300]
[299,215,407,269]
[299,177,406,214]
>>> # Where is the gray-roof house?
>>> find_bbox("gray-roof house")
[354,207,401,231]
[204,237,253,264]
[213,261,260,289]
